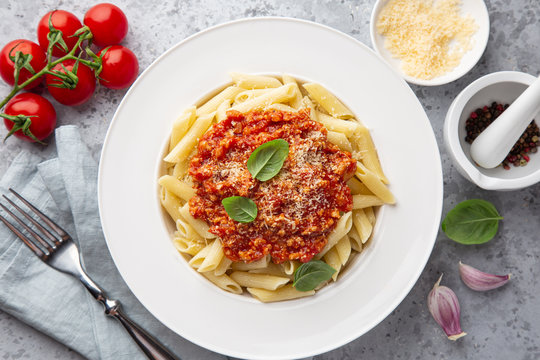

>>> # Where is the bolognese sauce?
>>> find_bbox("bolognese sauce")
[189,109,356,264]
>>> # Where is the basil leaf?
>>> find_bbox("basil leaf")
[293,260,336,292]
[247,139,289,181]
[222,196,257,223]
[441,199,503,245]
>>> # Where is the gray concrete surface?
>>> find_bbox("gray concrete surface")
[0,0,539,359]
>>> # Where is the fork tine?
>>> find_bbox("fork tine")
[8,188,70,242]
[2,196,60,249]
[0,207,49,260]
[0,202,55,253]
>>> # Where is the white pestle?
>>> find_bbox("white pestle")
[470,74,540,169]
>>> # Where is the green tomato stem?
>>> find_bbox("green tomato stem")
[0,27,95,110]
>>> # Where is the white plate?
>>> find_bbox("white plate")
[370,0,490,86]
[98,17,443,360]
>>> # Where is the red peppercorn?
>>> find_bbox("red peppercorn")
[464,101,538,171]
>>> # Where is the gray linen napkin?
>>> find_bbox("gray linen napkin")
[0,125,225,360]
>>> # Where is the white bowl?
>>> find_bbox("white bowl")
[370,0,490,86]
[444,71,540,190]
[98,17,443,359]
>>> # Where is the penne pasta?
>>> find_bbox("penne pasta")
[323,247,342,281]
[281,260,300,275]
[301,96,319,122]
[303,82,354,119]
[173,237,205,256]
[234,89,270,104]
[169,107,197,152]
[348,226,364,252]
[230,72,283,89]
[198,239,224,273]
[327,131,353,152]
[230,271,289,290]
[202,272,243,295]
[315,111,359,136]
[159,188,182,222]
[216,99,233,122]
[231,256,270,271]
[164,112,215,163]
[249,262,293,279]
[214,256,233,276]
[179,203,215,239]
[175,218,204,242]
[364,206,376,225]
[353,126,389,184]
[355,162,395,204]
[247,285,314,303]
[335,235,352,266]
[267,103,297,112]
[347,177,373,195]
[196,86,242,117]
[230,83,296,113]
[317,212,353,259]
[188,243,212,269]
[172,159,190,179]
[352,209,373,244]
[352,194,385,209]
[158,175,196,202]
[281,74,303,109]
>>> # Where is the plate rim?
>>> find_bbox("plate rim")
[98,16,444,359]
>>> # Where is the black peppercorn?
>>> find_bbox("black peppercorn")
[464,102,539,170]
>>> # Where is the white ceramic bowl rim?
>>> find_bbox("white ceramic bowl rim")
[445,71,540,190]
[98,17,443,360]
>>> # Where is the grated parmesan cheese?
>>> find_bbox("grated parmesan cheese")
[376,0,478,80]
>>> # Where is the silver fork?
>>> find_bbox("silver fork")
[0,188,180,360]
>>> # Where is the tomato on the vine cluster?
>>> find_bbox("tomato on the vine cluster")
[0,40,47,89]
[1,3,139,144]
[46,60,96,106]
[84,3,128,47]
[37,10,82,57]
[4,93,56,142]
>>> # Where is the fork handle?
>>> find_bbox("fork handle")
[106,302,180,360]
[77,270,180,359]
[110,307,180,360]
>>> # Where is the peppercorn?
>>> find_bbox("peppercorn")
[464,102,540,170]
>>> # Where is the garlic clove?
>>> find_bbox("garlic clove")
[459,261,511,291]
[427,274,466,340]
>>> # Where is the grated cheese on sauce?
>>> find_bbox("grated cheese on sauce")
[188,109,357,263]
[376,0,478,80]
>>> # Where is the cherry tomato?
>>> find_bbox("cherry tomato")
[84,3,128,47]
[97,45,138,89]
[46,59,96,106]
[3,93,56,142]
[0,40,47,89]
[37,10,83,57]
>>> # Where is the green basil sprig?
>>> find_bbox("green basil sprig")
[441,199,503,245]
[222,196,258,223]
[247,139,289,181]
[293,260,336,291]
